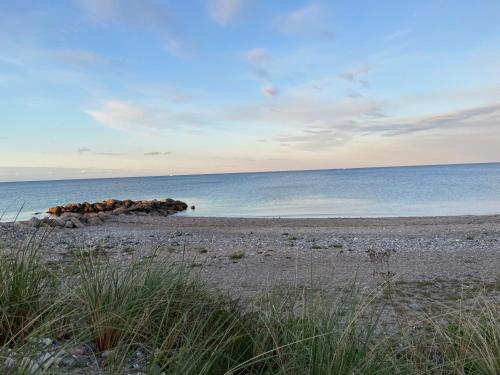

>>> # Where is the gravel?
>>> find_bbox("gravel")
[1,214,499,301]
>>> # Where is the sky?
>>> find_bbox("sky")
[1,0,500,181]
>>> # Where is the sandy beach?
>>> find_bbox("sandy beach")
[2,214,499,308]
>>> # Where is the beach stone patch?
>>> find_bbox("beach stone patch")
[25,198,188,229]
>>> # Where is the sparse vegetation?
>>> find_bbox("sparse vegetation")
[228,250,245,260]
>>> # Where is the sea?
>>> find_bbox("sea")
[1,163,500,222]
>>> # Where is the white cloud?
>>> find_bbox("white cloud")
[280,2,333,38]
[87,100,156,132]
[86,99,207,133]
[208,0,246,25]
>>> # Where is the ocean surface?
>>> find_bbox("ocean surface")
[1,163,500,222]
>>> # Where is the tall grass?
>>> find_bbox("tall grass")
[0,237,499,374]
[0,239,53,346]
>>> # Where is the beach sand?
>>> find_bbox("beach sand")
[1,215,499,312]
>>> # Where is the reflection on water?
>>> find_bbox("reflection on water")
[1,163,500,221]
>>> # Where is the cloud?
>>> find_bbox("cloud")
[144,151,172,156]
[279,2,333,38]
[86,99,206,134]
[80,0,170,30]
[208,0,246,25]
[244,47,272,80]
[87,100,156,132]
[262,85,279,97]
[50,49,110,67]
[371,103,500,137]
[77,146,91,153]
[338,64,371,87]
[274,102,500,151]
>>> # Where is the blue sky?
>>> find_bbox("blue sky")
[1,0,500,181]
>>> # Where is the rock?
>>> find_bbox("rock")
[30,217,41,228]
[40,337,53,346]
[43,198,188,227]
[87,216,103,226]
[48,206,62,215]
[48,218,65,228]
[191,205,196,210]
[94,203,104,211]
[61,212,81,219]
[97,211,108,221]
[113,207,128,215]
[105,199,117,209]
[69,217,84,228]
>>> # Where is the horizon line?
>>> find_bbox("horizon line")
[1,161,499,184]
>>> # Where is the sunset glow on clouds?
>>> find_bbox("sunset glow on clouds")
[1,0,500,181]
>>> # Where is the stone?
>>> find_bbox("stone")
[94,203,104,211]
[69,217,84,228]
[48,218,65,228]
[64,220,75,229]
[40,337,53,346]
[87,216,103,226]
[113,207,128,215]
[48,206,62,215]
[97,211,108,221]
[30,217,41,228]
[191,205,196,210]
[61,212,81,219]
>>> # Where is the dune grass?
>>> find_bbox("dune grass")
[0,237,499,374]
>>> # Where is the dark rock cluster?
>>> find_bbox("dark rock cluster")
[29,198,188,228]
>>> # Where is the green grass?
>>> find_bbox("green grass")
[228,250,245,260]
[1,237,499,374]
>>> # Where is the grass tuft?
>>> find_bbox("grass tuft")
[228,251,245,260]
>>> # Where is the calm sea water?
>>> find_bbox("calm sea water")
[1,163,500,222]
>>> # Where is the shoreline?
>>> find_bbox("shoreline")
[3,213,500,224]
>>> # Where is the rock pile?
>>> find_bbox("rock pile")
[29,198,188,228]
